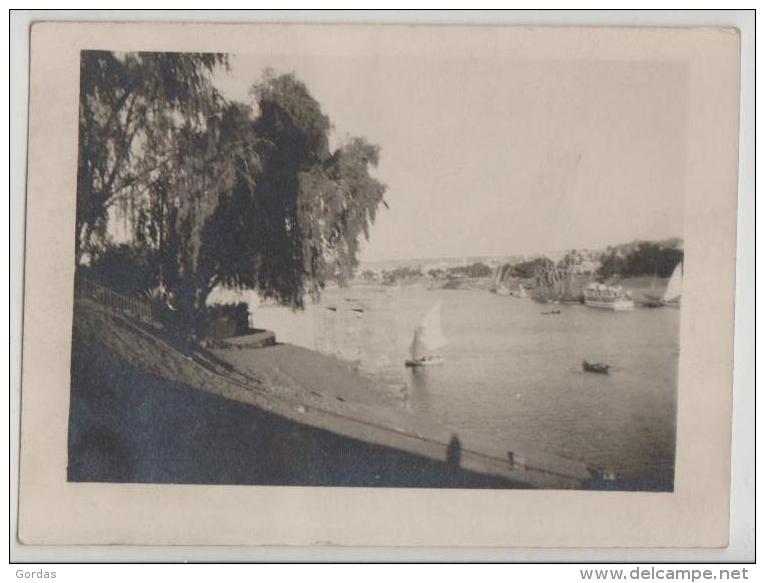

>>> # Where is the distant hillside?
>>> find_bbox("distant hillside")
[361,239,682,273]
[603,238,683,256]
[597,239,683,279]
[358,238,683,285]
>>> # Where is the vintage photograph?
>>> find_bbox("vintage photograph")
[68,49,686,492]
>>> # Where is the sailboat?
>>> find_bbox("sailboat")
[405,300,447,367]
[662,262,682,307]
[492,264,511,295]
[514,284,527,299]
[640,262,683,308]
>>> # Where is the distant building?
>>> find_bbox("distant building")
[572,259,601,274]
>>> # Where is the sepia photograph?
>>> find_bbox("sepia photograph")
[15,17,746,552]
[68,49,686,492]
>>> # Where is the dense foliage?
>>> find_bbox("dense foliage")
[77,51,227,261]
[382,266,423,284]
[597,242,683,278]
[77,53,387,332]
[447,262,493,278]
[510,257,555,279]
[79,244,158,294]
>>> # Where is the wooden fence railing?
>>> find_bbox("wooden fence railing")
[75,275,158,322]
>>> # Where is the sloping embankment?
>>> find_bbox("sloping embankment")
[68,299,592,488]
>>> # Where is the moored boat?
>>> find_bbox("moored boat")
[511,284,527,298]
[582,360,610,375]
[584,283,634,311]
[638,297,665,308]
[405,355,445,367]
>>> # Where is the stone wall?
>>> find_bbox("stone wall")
[314,286,402,385]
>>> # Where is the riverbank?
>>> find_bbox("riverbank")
[68,299,596,489]
[243,279,678,490]
[426,274,669,298]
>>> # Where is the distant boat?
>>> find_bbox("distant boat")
[662,262,683,307]
[639,296,665,308]
[584,283,635,311]
[582,360,610,375]
[641,262,683,308]
[405,300,446,367]
[491,265,508,294]
[496,283,525,298]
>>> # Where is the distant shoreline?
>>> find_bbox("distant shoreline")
[360,237,684,270]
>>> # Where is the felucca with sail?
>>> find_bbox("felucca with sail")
[406,299,447,367]
[661,262,683,307]
[491,264,511,296]
[491,264,527,298]
[641,262,683,308]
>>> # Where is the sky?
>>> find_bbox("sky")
[213,54,687,263]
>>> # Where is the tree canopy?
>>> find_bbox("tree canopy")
[597,242,683,278]
[76,53,387,328]
[76,51,227,260]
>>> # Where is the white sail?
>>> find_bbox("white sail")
[663,262,683,302]
[420,300,446,350]
[409,327,427,360]
[410,300,446,360]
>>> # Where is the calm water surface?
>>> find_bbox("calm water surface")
[398,287,678,490]
[252,285,679,490]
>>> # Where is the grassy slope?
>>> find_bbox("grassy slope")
[68,300,526,488]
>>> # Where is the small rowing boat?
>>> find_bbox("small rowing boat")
[582,360,610,375]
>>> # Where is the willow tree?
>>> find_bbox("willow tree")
[75,50,227,261]
[166,102,265,316]
[79,58,386,328]
[195,72,387,312]
[299,137,388,288]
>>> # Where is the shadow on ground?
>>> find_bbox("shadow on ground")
[67,341,525,489]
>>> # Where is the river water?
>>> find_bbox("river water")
[250,284,679,490]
